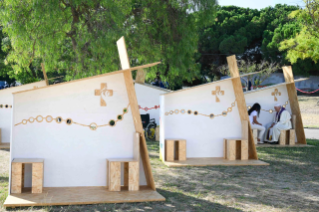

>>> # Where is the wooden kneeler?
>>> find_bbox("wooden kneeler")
[107,132,140,191]
[224,120,249,161]
[165,139,186,161]
[279,115,296,146]
[11,159,44,194]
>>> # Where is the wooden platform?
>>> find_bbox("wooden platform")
[4,186,165,207]
[163,157,269,167]
[256,143,313,148]
[0,143,10,149]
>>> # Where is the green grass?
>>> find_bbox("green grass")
[0,176,8,207]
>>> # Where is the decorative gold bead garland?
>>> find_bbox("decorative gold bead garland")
[247,101,289,114]
[0,104,12,109]
[165,100,237,119]
[15,103,130,131]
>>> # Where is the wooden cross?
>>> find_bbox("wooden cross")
[95,83,113,106]
[271,88,281,101]
[212,86,224,102]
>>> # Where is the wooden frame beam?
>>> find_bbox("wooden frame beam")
[282,66,306,144]
[227,55,258,159]
[135,69,146,84]
[41,63,49,86]
[116,36,156,190]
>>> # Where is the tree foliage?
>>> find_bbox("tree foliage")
[0,27,15,86]
[198,4,317,80]
[218,59,278,90]
[280,0,319,67]
[0,0,217,87]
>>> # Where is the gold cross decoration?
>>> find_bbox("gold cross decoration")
[212,86,225,102]
[271,88,281,101]
[94,83,113,106]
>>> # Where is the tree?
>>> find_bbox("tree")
[0,0,217,88]
[0,27,16,86]
[219,59,278,90]
[280,0,319,68]
[198,4,303,81]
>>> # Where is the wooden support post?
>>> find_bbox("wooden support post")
[227,55,258,159]
[41,63,49,86]
[135,69,146,84]
[32,163,43,193]
[165,140,175,161]
[223,139,227,159]
[282,66,306,144]
[241,120,249,140]
[178,140,187,161]
[289,130,295,146]
[133,132,140,161]
[279,130,287,146]
[226,140,236,161]
[282,66,294,83]
[128,161,139,191]
[292,115,296,129]
[108,161,121,191]
[155,126,160,141]
[241,140,248,160]
[117,36,156,190]
[11,163,23,194]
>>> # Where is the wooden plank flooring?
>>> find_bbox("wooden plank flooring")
[163,157,269,167]
[4,186,165,207]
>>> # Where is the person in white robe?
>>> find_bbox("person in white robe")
[264,103,292,143]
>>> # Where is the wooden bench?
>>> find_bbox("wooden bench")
[107,132,140,191]
[165,139,186,161]
[279,115,296,146]
[11,158,44,194]
[224,120,249,161]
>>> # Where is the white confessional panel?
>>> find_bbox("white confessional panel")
[162,80,242,158]
[11,73,147,187]
[244,84,292,126]
[0,81,47,144]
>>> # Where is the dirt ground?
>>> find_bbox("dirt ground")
[1,140,319,212]
[298,96,319,128]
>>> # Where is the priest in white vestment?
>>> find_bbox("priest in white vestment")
[264,103,292,144]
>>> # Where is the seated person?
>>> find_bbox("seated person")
[248,103,265,144]
[264,103,292,144]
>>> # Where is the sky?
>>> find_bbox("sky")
[218,0,305,10]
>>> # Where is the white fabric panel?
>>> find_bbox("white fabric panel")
[161,80,242,158]
[135,83,169,125]
[244,84,292,127]
[0,81,47,144]
[11,73,147,187]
